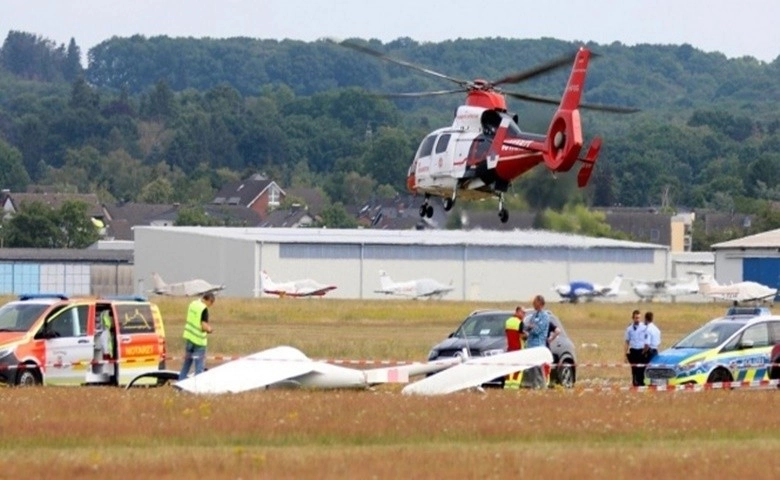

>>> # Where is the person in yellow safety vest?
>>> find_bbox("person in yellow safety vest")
[178,292,216,380]
[99,310,114,358]
[504,306,527,389]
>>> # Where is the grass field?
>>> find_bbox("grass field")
[0,298,778,479]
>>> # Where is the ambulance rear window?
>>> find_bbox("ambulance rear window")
[115,304,156,334]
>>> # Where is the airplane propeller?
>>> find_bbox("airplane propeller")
[327,38,638,113]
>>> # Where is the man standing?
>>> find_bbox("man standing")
[504,306,527,389]
[523,295,551,389]
[643,311,661,363]
[178,292,215,380]
[625,309,647,386]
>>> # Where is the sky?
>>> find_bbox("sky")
[2,0,779,64]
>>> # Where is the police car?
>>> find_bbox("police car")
[0,293,166,387]
[645,307,780,386]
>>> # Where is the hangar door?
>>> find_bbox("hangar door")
[743,258,780,301]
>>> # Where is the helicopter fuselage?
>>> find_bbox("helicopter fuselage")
[407,105,546,201]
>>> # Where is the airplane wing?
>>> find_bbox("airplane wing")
[401,347,553,396]
[182,279,224,297]
[175,346,316,394]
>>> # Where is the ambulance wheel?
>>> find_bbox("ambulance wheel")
[15,366,41,386]
[443,198,454,211]
[707,368,732,384]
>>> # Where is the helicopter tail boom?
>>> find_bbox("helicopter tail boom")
[542,47,592,174]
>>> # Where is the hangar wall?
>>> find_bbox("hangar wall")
[134,228,257,297]
[135,227,669,302]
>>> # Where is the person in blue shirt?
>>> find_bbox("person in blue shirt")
[523,295,551,388]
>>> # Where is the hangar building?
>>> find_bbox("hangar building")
[134,227,670,302]
[712,228,780,300]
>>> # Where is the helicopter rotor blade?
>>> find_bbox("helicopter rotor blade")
[327,38,469,87]
[491,51,578,87]
[380,88,468,98]
[503,91,640,113]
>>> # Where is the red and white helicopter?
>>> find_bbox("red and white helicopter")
[331,40,638,222]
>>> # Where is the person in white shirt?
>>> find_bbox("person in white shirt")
[624,309,647,386]
[643,311,661,362]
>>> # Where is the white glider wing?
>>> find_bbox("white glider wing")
[175,346,317,394]
[401,347,553,396]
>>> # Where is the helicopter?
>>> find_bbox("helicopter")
[329,40,638,223]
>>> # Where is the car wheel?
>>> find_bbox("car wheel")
[15,365,41,386]
[707,368,732,384]
[554,361,576,388]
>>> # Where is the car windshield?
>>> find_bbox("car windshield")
[454,314,507,338]
[0,303,49,332]
[674,321,743,349]
[454,311,565,338]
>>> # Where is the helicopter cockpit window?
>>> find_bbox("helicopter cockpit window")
[415,135,437,159]
[434,134,451,154]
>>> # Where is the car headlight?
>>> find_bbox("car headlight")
[427,349,438,361]
[482,349,504,357]
[679,360,703,374]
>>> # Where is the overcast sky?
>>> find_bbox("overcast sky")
[3,0,779,63]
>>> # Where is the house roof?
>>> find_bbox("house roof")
[103,203,175,240]
[260,207,315,228]
[711,228,780,249]
[285,188,326,216]
[151,204,263,226]
[212,174,284,207]
[5,192,104,218]
[0,248,133,263]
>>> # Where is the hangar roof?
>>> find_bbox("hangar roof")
[135,227,666,250]
[711,228,780,249]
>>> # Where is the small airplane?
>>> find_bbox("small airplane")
[260,271,337,298]
[329,40,637,223]
[150,272,225,297]
[375,270,454,299]
[692,273,777,304]
[126,345,551,395]
[629,277,699,302]
[553,274,624,303]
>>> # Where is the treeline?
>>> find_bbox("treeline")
[0,31,778,231]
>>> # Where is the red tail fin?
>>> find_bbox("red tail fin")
[543,47,591,173]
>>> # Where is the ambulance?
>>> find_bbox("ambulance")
[0,293,166,386]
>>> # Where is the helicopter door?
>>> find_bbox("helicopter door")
[430,133,453,178]
[413,134,437,187]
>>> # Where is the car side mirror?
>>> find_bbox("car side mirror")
[448,331,456,338]
[738,339,754,350]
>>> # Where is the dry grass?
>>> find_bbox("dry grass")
[1,298,778,479]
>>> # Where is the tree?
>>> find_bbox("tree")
[138,177,174,203]
[2,202,62,247]
[59,200,100,248]
[0,140,31,191]
[175,205,219,226]
[319,203,358,228]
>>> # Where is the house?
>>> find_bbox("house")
[211,174,285,219]
[1,190,105,222]
[104,202,263,240]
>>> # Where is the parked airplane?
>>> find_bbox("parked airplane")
[692,273,777,304]
[260,271,337,298]
[553,275,623,303]
[629,277,699,302]
[374,270,454,299]
[127,345,551,395]
[150,273,224,297]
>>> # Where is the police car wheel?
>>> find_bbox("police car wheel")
[707,368,732,384]
[15,367,41,386]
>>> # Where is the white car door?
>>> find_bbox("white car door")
[43,305,93,385]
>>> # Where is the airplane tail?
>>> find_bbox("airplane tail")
[542,47,588,174]
[379,270,394,290]
[260,271,277,291]
[151,272,166,292]
[607,274,623,293]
